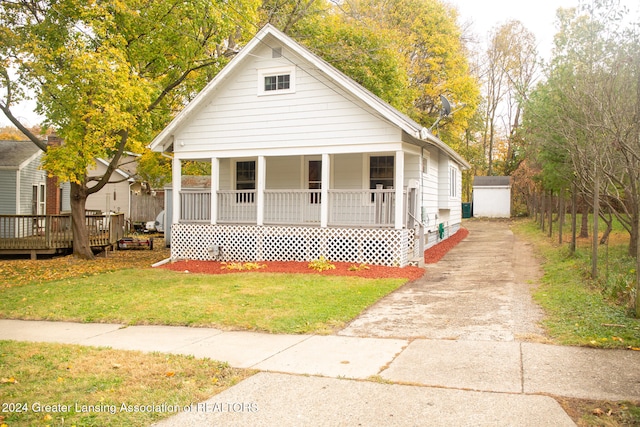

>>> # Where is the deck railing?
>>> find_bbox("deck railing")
[179,188,404,227]
[0,213,125,251]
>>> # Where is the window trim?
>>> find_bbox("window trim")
[449,165,458,198]
[258,67,296,96]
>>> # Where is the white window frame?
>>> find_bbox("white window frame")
[422,152,430,175]
[258,67,296,96]
[449,166,457,198]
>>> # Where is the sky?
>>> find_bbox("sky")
[447,0,640,59]
[3,0,640,128]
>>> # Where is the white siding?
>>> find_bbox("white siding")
[333,153,363,189]
[421,147,439,232]
[85,162,131,216]
[473,187,511,218]
[266,156,302,189]
[173,43,401,156]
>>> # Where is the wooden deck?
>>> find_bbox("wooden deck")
[0,213,125,259]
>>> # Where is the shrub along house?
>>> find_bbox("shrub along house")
[149,24,469,267]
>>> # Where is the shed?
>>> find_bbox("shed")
[472,176,511,218]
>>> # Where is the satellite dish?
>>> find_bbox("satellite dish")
[440,95,452,117]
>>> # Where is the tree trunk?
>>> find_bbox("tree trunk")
[540,192,546,231]
[558,191,565,245]
[70,182,95,260]
[548,191,553,238]
[580,199,589,238]
[592,170,599,279]
[571,183,577,254]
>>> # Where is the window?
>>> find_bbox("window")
[369,156,394,190]
[370,156,394,202]
[422,153,429,174]
[308,160,321,204]
[258,67,295,95]
[236,161,255,203]
[264,74,290,91]
[449,166,457,198]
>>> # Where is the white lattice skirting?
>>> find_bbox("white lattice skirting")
[170,224,411,267]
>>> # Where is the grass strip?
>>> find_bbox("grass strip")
[0,269,406,334]
[0,340,252,427]
[511,220,640,348]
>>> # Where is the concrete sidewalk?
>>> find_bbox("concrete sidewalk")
[2,319,640,426]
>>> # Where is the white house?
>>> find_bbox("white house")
[149,24,469,267]
[472,176,511,218]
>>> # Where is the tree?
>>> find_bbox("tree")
[286,0,480,152]
[482,21,539,176]
[523,0,640,313]
[0,0,259,258]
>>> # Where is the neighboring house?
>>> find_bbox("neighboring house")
[149,24,469,267]
[56,150,163,224]
[84,156,135,216]
[472,176,511,218]
[0,140,47,217]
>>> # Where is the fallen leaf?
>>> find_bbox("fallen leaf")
[165,372,175,377]
[593,408,604,416]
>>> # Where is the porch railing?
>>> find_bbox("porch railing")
[218,190,257,223]
[179,188,404,227]
[264,190,322,224]
[329,189,398,227]
[180,189,211,223]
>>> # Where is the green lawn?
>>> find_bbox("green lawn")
[512,219,640,348]
[0,269,406,334]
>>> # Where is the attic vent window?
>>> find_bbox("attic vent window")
[272,47,282,58]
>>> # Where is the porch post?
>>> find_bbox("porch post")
[320,153,330,227]
[256,155,266,226]
[172,156,181,226]
[210,157,219,225]
[395,150,404,229]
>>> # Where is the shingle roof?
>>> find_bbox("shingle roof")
[0,140,42,169]
[473,176,511,187]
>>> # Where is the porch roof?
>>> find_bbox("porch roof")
[149,25,470,170]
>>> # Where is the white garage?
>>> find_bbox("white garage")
[472,176,511,218]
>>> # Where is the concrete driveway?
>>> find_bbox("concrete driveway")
[339,220,547,341]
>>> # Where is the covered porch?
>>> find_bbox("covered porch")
[167,150,423,267]
[171,150,420,230]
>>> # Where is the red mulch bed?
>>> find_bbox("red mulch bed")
[162,260,425,281]
[424,227,469,264]
[161,227,469,280]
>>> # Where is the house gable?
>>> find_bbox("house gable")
[149,25,469,169]
[165,37,401,157]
